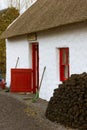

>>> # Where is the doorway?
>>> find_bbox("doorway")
[32,43,39,93]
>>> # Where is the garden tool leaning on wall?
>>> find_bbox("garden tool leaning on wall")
[32,66,46,102]
[5,57,19,92]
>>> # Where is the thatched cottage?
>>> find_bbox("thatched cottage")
[1,0,87,100]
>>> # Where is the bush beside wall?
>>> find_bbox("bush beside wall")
[0,8,19,78]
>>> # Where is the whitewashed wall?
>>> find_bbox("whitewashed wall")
[6,22,87,101]
[6,35,31,87]
[38,23,87,101]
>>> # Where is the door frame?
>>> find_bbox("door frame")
[32,43,39,93]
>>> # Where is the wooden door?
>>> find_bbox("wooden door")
[32,43,39,93]
[11,69,33,92]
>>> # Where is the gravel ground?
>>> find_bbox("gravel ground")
[0,90,78,130]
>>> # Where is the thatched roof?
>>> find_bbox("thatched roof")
[1,0,87,39]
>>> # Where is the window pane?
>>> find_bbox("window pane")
[62,49,67,64]
[59,48,69,81]
[64,65,69,79]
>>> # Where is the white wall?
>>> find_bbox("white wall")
[6,35,31,87]
[6,22,87,101]
[38,22,87,101]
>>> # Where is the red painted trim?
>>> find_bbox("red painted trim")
[59,48,63,81]
[32,43,39,93]
[11,69,33,92]
[59,48,69,81]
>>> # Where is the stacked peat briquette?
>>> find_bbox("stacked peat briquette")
[45,72,87,130]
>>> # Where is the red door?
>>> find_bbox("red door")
[11,69,33,92]
[32,43,39,93]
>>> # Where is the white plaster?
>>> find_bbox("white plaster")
[6,35,31,87]
[6,22,87,101]
[38,23,87,101]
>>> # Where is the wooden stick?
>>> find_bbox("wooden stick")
[15,57,19,68]
[38,66,46,92]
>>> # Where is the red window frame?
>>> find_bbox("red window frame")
[59,48,69,81]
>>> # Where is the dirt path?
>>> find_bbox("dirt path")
[0,91,78,130]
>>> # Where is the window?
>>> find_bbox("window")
[59,48,69,81]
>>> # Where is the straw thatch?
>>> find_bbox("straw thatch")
[1,0,87,39]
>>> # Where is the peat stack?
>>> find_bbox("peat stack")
[45,72,87,130]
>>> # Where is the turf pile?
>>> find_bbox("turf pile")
[45,72,87,130]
